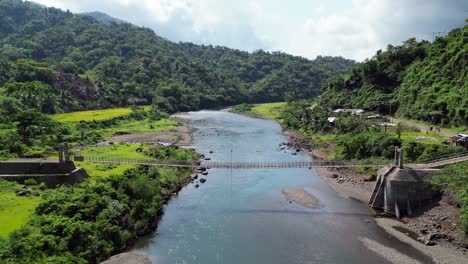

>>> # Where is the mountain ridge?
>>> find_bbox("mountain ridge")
[80,11,127,24]
[0,0,356,114]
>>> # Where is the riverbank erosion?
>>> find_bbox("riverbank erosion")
[282,128,468,262]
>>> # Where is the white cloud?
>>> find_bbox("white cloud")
[33,0,468,61]
[280,0,467,60]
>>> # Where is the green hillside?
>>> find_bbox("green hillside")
[320,23,467,127]
[0,0,355,114]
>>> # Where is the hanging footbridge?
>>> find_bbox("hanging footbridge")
[74,156,386,168]
[72,151,468,169]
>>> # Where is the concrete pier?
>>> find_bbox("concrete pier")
[369,166,440,217]
[369,147,442,217]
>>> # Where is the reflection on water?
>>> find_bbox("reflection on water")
[132,111,431,264]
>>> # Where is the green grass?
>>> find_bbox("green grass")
[398,131,450,142]
[73,143,149,178]
[394,117,467,134]
[251,102,286,120]
[51,106,150,122]
[94,118,177,140]
[0,180,43,237]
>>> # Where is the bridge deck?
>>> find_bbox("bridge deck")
[77,156,387,168]
[6,153,467,170]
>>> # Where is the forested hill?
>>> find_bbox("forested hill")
[320,22,467,127]
[0,0,356,114]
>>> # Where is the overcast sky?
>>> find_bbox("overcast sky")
[34,0,467,61]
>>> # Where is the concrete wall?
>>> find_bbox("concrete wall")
[384,168,440,217]
[369,166,441,217]
[0,168,88,187]
[0,161,88,187]
[0,161,76,175]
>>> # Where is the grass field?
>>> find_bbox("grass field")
[51,106,150,122]
[251,102,286,120]
[0,180,43,237]
[73,143,149,178]
[93,118,178,141]
[393,117,467,135]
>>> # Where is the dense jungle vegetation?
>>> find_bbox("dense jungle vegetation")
[320,22,468,127]
[0,145,199,263]
[0,0,355,115]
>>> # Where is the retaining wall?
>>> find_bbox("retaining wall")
[0,160,88,187]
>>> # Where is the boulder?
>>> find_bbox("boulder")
[200,178,206,183]
[15,189,32,196]
[201,171,208,176]
[16,190,29,196]
[195,184,200,188]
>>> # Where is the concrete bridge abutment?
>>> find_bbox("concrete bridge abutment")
[369,147,442,218]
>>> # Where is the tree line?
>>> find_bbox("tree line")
[0,0,356,115]
[319,23,467,127]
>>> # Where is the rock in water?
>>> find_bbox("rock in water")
[100,253,152,264]
[200,178,207,183]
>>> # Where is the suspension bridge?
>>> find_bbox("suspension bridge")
[73,151,468,169]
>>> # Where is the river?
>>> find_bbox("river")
[132,110,432,264]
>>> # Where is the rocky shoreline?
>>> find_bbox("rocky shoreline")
[281,128,468,263]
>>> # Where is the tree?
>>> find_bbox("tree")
[15,110,59,145]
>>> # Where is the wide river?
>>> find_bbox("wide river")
[133,110,432,264]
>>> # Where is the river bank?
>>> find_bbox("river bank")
[97,115,192,147]
[282,128,468,263]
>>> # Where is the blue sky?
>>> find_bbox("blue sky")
[34,0,467,61]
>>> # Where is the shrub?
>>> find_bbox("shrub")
[336,132,399,160]
[23,179,37,186]
[0,146,197,263]
[403,140,465,162]
[430,162,468,234]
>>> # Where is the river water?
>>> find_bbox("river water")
[133,110,431,264]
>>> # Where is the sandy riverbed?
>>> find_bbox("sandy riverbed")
[282,188,320,209]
